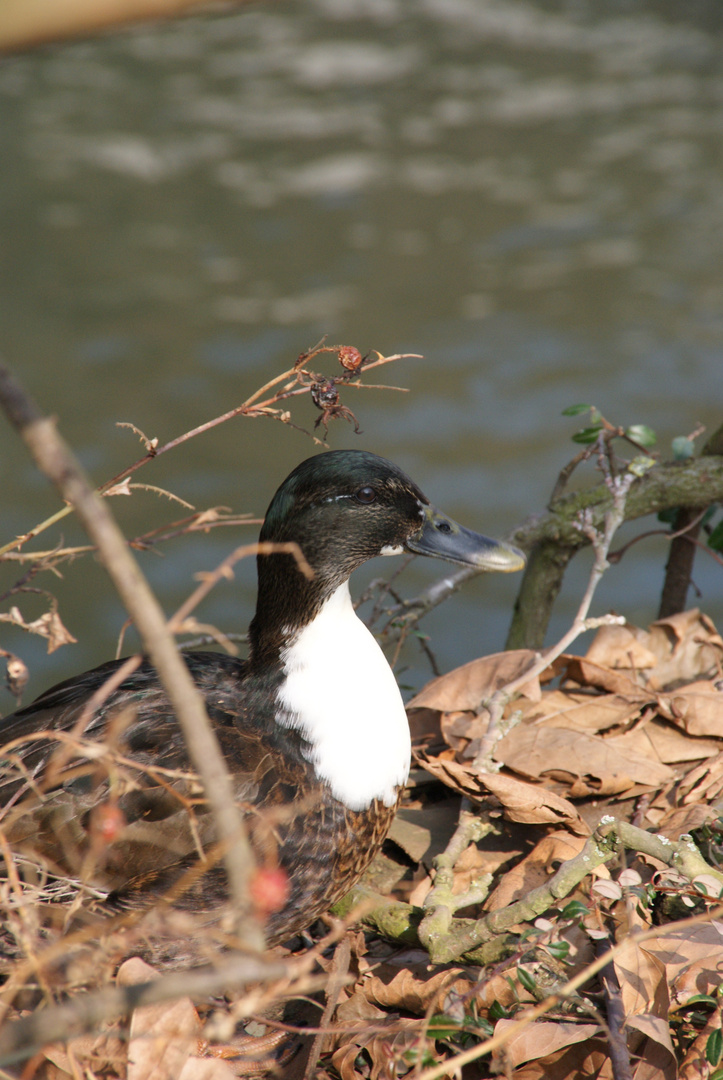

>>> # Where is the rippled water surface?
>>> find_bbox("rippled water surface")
[2,0,722,698]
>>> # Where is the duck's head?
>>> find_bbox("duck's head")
[256,450,524,602]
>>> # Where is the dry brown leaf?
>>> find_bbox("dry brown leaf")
[654,802,717,840]
[0,605,77,653]
[42,1031,126,1079]
[363,967,470,1014]
[485,832,591,911]
[656,680,723,737]
[646,609,723,688]
[490,1019,603,1068]
[643,923,723,1006]
[609,938,678,1079]
[386,814,435,863]
[585,623,659,672]
[407,649,541,711]
[557,654,651,698]
[678,751,723,804]
[336,990,388,1025]
[627,1013,678,1080]
[329,1000,433,1080]
[387,801,462,864]
[505,1040,611,1080]
[440,709,487,754]
[414,751,589,835]
[0,648,29,699]
[118,957,237,1080]
[616,720,721,767]
[614,938,669,1018]
[496,724,674,796]
[479,772,589,834]
[679,1008,723,1080]
[516,689,644,735]
[672,952,723,1005]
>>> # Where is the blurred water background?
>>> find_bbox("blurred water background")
[1,0,722,704]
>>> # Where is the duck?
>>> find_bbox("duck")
[0,450,524,948]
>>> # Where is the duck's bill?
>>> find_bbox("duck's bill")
[406,506,526,572]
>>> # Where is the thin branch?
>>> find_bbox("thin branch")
[0,362,261,946]
[302,936,351,1080]
[0,953,293,1067]
[473,458,640,774]
[596,936,634,1080]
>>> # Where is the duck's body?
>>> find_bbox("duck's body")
[0,451,523,946]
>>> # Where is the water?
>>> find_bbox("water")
[1,0,722,706]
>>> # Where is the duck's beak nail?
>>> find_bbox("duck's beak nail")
[405,506,526,572]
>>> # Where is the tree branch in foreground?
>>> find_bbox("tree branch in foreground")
[0,361,261,948]
[0,953,291,1067]
[0,0,256,54]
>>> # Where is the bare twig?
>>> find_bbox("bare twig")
[0,349,417,559]
[302,936,352,1080]
[0,362,261,946]
[472,456,643,774]
[596,936,634,1080]
[0,953,293,1067]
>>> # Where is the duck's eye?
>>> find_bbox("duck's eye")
[436,521,452,534]
[355,486,377,504]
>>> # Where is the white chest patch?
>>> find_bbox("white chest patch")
[275,583,411,811]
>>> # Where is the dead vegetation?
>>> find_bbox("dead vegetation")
[1,355,723,1079]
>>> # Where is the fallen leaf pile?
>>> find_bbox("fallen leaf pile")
[3,609,723,1079]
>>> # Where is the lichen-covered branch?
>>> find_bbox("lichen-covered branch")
[418,805,494,955]
[337,817,723,966]
[507,452,723,648]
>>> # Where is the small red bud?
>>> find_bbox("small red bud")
[249,867,290,915]
[90,803,126,844]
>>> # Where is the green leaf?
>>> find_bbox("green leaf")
[672,435,695,460]
[428,1014,461,1040]
[562,403,594,416]
[709,520,723,555]
[489,1000,510,1021]
[571,425,603,444]
[706,1028,723,1066]
[517,967,538,993]
[546,940,571,960]
[625,423,657,448]
[684,994,718,1008]
[561,900,590,919]
[709,1068,723,1080]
